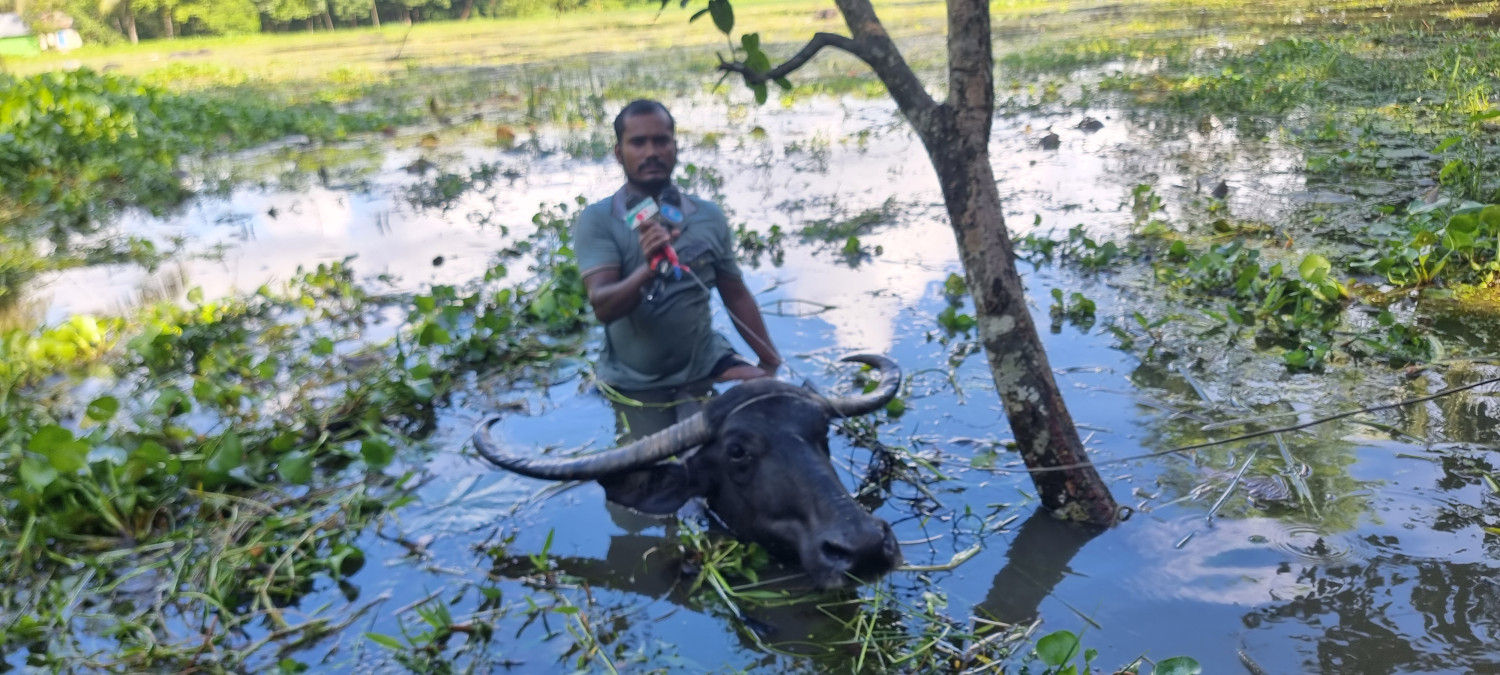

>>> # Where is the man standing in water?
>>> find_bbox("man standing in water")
[573,99,782,439]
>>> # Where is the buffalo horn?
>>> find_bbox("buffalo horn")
[472,411,711,481]
[826,354,902,417]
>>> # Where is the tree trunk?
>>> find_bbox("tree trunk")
[122,0,138,44]
[161,6,174,39]
[322,10,335,30]
[832,0,1118,524]
[370,2,380,27]
[459,0,474,20]
[402,6,411,25]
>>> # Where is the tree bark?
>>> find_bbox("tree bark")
[161,6,174,39]
[122,0,138,44]
[370,1,380,27]
[402,6,411,25]
[798,0,1119,524]
[322,10,335,30]
[459,0,474,20]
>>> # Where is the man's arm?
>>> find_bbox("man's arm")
[580,220,676,324]
[717,274,781,375]
[583,266,655,324]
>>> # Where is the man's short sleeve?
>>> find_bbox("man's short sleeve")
[705,203,743,280]
[573,204,622,278]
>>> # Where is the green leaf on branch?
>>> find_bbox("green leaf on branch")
[774,76,793,90]
[740,32,759,51]
[690,7,708,22]
[752,82,769,105]
[709,0,733,35]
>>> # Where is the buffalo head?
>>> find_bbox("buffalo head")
[473,354,903,589]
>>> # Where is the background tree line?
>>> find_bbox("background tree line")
[0,0,658,45]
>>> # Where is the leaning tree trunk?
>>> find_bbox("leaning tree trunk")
[161,7,174,38]
[370,1,380,27]
[714,0,1118,525]
[322,10,335,29]
[459,0,474,20]
[837,0,1118,524]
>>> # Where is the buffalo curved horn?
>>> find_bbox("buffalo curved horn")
[472,411,711,481]
[826,354,902,418]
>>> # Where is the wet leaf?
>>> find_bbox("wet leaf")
[1035,629,1079,666]
[418,322,451,346]
[30,425,88,474]
[85,396,120,423]
[1153,656,1203,675]
[1298,254,1331,284]
[279,452,313,484]
[365,633,405,651]
[361,438,395,469]
[206,431,245,475]
[20,458,58,492]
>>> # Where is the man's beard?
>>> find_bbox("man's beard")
[633,163,672,194]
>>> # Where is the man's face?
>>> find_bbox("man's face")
[615,110,677,193]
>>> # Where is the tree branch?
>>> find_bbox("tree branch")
[833,0,942,134]
[717,32,865,85]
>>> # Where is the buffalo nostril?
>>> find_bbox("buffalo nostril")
[820,540,855,568]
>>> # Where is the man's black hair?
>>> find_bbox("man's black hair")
[613,100,675,143]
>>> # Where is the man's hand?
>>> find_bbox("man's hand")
[636,221,677,259]
[715,363,774,383]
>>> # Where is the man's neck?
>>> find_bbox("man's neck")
[624,181,669,199]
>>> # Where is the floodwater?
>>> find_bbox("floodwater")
[25,82,1500,672]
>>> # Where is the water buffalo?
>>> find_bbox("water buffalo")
[472,354,903,589]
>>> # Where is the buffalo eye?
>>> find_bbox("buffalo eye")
[726,442,750,463]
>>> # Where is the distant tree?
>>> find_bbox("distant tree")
[174,0,259,34]
[329,0,371,26]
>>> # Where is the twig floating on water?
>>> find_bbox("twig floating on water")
[898,543,982,572]
[1207,448,1259,526]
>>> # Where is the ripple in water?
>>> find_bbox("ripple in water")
[1264,523,1371,564]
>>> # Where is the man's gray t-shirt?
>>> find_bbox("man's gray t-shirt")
[573,190,743,391]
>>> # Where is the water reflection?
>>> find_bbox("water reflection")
[1243,556,1500,673]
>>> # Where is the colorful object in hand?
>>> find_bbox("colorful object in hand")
[624,196,689,279]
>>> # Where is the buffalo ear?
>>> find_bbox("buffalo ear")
[597,462,705,515]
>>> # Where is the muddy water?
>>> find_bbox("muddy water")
[42,92,1500,673]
